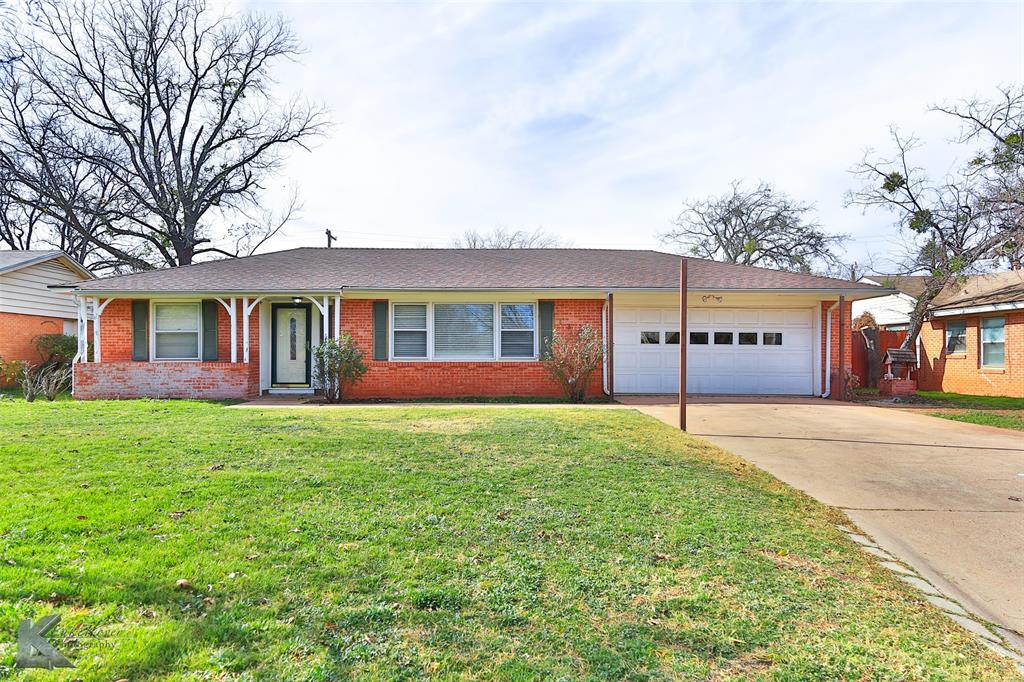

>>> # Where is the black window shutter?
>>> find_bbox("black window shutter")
[539,301,555,358]
[201,300,219,361]
[131,300,149,361]
[373,301,388,361]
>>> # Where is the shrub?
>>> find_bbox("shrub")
[0,357,25,388]
[542,325,604,403]
[19,363,72,402]
[313,334,368,403]
[34,334,79,365]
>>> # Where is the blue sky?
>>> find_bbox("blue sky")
[246,1,1023,270]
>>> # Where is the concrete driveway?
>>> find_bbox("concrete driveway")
[620,396,1024,637]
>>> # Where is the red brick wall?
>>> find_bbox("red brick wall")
[820,300,854,395]
[75,299,261,400]
[341,298,605,399]
[0,311,68,363]
[75,361,257,400]
[918,311,1022,398]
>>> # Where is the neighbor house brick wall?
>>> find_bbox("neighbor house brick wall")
[918,311,1022,398]
[340,298,605,399]
[0,311,68,363]
[820,300,854,395]
[74,299,261,400]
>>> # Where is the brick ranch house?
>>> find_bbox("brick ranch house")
[918,271,1023,398]
[63,248,889,400]
[0,250,92,370]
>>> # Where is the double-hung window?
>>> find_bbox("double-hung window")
[981,317,1005,368]
[153,303,201,360]
[944,320,967,354]
[500,304,536,358]
[393,304,428,358]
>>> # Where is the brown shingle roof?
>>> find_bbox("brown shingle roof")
[931,271,1024,310]
[73,248,884,294]
[862,274,931,299]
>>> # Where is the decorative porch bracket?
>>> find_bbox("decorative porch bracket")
[300,296,332,344]
[242,297,264,363]
[91,297,115,363]
[214,297,238,362]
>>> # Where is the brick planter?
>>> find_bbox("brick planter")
[74,361,259,400]
[879,377,917,397]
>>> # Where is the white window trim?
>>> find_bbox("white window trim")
[945,320,967,355]
[499,302,538,359]
[151,300,203,361]
[980,316,1006,368]
[389,301,539,362]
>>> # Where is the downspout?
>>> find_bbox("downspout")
[601,298,609,395]
[821,300,839,398]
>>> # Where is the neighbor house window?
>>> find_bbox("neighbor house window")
[393,304,428,358]
[153,303,200,360]
[500,304,535,358]
[981,317,1005,368]
[433,303,494,359]
[945,320,967,354]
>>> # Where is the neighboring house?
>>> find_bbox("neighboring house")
[918,271,1023,397]
[0,250,93,364]
[852,274,931,330]
[65,248,888,400]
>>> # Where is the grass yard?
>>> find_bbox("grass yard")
[916,391,1024,432]
[0,401,1016,680]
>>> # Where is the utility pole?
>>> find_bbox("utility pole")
[325,229,336,248]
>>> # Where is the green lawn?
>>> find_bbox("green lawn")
[917,391,1024,411]
[915,391,1024,431]
[0,401,1016,680]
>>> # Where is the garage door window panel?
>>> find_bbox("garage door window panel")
[739,332,758,345]
[689,332,708,345]
[763,333,783,346]
[714,332,733,345]
[665,332,680,344]
[641,331,660,344]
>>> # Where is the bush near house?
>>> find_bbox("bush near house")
[0,401,1016,679]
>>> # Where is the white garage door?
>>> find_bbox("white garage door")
[613,307,815,395]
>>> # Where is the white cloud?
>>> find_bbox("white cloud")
[242,0,1022,268]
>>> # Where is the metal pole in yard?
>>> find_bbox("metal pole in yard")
[679,258,687,431]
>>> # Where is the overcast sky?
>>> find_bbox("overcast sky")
[244,1,1023,270]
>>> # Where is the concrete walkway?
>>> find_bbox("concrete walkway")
[620,395,1024,640]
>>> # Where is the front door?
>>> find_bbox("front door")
[272,303,311,386]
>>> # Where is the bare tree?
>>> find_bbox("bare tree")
[0,0,327,271]
[451,226,566,249]
[846,89,1024,347]
[660,181,848,273]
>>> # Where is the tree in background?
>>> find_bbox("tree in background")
[0,0,327,271]
[660,181,848,273]
[450,226,565,249]
[846,85,1024,348]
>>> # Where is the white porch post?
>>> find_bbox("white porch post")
[75,296,87,363]
[334,294,341,340]
[322,296,329,343]
[242,297,264,363]
[230,297,238,363]
[242,297,250,363]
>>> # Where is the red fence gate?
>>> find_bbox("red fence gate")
[852,329,909,388]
